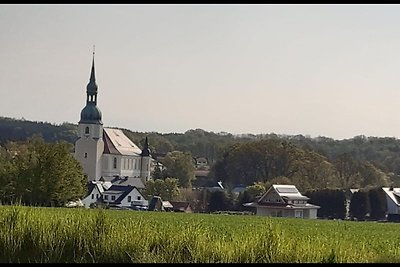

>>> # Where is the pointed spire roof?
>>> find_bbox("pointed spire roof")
[86,47,98,93]
[141,136,151,157]
[80,47,102,125]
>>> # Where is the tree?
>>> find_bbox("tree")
[211,140,303,187]
[208,190,234,212]
[305,189,346,219]
[333,153,362,189]
[349,191,370,220]
[0,137,86,206]
[236,182,267,211]
[143,178,180,201]
[151,162,166,180]
[162,151,196,188]
[291,151,340,192]
[358,162,390,188]
[368,187,387,220]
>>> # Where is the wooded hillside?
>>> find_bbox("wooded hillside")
[2,116,400,190]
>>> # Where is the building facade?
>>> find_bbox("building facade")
[244,184,320,219]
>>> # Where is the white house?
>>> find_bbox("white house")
[74,52,153,184]
[244,184,320,219]
[382,187,400,221]
[82,180,148,209]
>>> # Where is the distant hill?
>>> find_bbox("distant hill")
[0,116,78,144]
[2,116,400,181]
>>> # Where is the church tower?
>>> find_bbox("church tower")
[74,50,104,182]
[140,136,152,182]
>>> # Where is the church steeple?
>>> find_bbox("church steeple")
[86,48,98,105]
[79,47,102,125]
[141,136,151,157]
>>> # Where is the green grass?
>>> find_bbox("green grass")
[0,205,400,263]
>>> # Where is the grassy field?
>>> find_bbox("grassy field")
[0,205,400,263]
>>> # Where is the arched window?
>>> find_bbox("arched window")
[84,153,88,158]
[113,157,117,169]
[85,126,89,135]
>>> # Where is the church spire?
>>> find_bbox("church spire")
[89,46,96,84]
[86,46,98,105]
[79,47,102,125]
[141,136,151,157]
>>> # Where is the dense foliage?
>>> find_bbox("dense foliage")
[142,178,180,201]
[305,189,347,219]
[1,116,399,192]
[0,137,86,206]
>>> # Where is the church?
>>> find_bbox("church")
[74,52,153,185]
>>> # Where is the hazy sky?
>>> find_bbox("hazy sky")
[1,4,400,140]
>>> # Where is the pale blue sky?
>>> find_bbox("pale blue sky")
[1,4,400,140]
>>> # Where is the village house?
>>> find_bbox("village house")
[382,187,400,221]
[169,201,193,213]
[81,179,148,209]
[243,184,320,219]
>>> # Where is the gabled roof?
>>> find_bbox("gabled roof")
[110,176,145,189]
[170,201,192,211]
[244,202,320,210]
[101,185,142,205]
[162,201,173,208]
[382,187,400,206]
[245,184,319,209]
[113,186,136,204]
[103,128,142,156]
[103,130,120,155]
[148,196,164,211]
[259,184,309,202]
[86,181,105,197]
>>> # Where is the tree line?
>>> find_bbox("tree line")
[2,116,400,182]
[0,116,398,209]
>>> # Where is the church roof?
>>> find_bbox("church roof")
[109,176,145,189]
[103,128,142,156]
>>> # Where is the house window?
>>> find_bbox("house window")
[137,196,141,200]
[104,195,108,200]
[85,127,89,135]
[84,153,88,158]
[113,157,117,169]
[111,195,116,201]
[96,194,99,199]
[128,196,132,202]
[91,194,94,199]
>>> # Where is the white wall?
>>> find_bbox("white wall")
[102,154,143,178]
[82,186,101,208]
[75,123,104,182]
[385,195,399,214]
[119,187,147,207]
